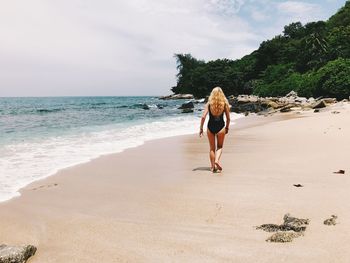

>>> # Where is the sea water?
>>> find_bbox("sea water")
[0,96,243,202]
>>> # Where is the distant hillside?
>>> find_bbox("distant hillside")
[172,1,350,99]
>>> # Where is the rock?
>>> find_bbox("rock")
[0,244,36,263]
[323,98,337,104]
[295,97,307,103]
[333,169,345,174]
[178,101,194,109]
[314,109,320,113]
[324,215,337,226]
[257,214,309,243]
[283,213,309,228]
[260,100,280,109]
[156,104,164,109]
[229,96,269,113]
[285,90,298,98]
[280,105,293,113]
[293,184,303,187]
[227,94,333,114]
[142,104,150,110]
[257,214,309,233]
[312,100,327,109]
[230,102,267,113]
[308,97,316,103]
[181,108,193,113]
[266,231,303,243]
[159,94,194,100]
[257,224,283,232]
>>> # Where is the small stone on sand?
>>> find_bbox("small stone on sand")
[324,215,337,226]
[293,184,303,187]
[257,214,309,242]
[266,231,303,243]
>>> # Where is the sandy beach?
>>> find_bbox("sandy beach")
[1,102,350,262]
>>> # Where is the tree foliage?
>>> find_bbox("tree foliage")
[172,1,350,100]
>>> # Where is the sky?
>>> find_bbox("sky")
[0,0,346,96]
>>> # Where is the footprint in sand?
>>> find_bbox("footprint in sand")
[32,183,58,191]
[206,203,223,223]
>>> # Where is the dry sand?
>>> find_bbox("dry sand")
[1,102,350,262]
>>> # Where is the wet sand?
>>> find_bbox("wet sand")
[1,102,350,262]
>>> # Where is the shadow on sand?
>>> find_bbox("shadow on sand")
[192,167,211,171]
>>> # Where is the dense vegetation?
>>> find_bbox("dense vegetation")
[171,1,350,99]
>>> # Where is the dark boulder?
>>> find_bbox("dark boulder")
[182,108,194,113]
[178,101,194,109]
[142,104,150,110]
[312,100,327,109]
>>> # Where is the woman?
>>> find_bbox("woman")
[199,87,230,173]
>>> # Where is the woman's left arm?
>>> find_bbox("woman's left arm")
[224,104,231,134]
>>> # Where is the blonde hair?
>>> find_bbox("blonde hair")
[208,87,228,116]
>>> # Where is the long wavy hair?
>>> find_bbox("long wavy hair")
[208,87,229,116]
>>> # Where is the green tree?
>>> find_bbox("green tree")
[327,1,350,28]
[171,1,350,99]
[314,58,350,99]
[283,22,304,38]
[327,25,350,58]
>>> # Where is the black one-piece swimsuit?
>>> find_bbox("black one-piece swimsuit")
[207,105,225,134]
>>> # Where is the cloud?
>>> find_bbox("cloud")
[277,1,323,22]
[0,0,345,96]
[0,0,261,96]
[206,0,247,16]
[250,8,269,22]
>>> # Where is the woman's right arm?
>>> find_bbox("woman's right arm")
[199,104,209,137]
[224,103,231,134]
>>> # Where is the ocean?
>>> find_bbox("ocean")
[0,96,242,202]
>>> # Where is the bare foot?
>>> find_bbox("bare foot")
[215,162,222,172]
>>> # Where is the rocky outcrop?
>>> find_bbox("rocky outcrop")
[0,244,36,263]
[159,94,194,100]
[228,91,337,114]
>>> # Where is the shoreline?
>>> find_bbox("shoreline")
[1,102,349,262]
[0,112,243,204]
[13,112,287,203]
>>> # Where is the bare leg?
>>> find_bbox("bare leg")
[207,129,216,171]
[215,128,226,170]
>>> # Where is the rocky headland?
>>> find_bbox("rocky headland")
[163,91,348,115]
